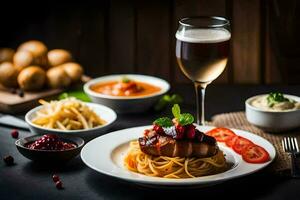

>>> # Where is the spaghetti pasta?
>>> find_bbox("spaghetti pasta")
[124,141,228,178]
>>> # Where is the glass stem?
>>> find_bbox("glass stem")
[194,83,206,125]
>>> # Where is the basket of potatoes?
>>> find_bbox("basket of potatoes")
[0,40,84,93]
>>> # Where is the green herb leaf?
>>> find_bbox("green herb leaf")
[178,113,194,126]
[267,92,289,107]
[58,90,91,102]
[121,76,131,83]
[172,104,181,119]
[154,95,171,111]
[170,94,183,104]
[154,94,183,111]
[153,117,173,127]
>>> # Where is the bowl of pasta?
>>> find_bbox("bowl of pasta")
[25,98,117,140]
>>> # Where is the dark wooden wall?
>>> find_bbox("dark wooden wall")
[1,0,299,85]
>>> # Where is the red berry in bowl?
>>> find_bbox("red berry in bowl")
[11,129,19,138]
[52,174,60,182]
[55,181,63,189]
[3,155,14,166]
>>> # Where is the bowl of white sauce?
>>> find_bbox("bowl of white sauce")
[245,92,300,132]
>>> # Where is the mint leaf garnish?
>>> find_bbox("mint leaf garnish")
[178,113,194,126]
[153,117,173,127]
[172,104,181,119]
[171,104,194,126]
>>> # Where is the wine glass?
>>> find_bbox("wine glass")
[175,16,231,125]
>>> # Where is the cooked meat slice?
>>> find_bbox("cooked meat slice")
[191,143,217,157]
[138,131,218,158]
[175,141,191,157]
[138,136,159,156]
[159,140,176,157]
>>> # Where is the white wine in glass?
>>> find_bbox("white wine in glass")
[176,17,231,125]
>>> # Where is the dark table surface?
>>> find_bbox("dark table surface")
[1,84,300,200]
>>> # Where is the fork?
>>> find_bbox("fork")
[282,137,300,178]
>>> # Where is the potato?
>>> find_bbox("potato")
[17,66,46,91]
[60,62,83,83]
[17,40,48,67]
[0,48,15,63]
[46,66,72,89]
[0,62,18,88]
[48,49,72,67]
[13,50,34,70]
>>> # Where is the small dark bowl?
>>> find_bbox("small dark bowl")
[15,135,84,163]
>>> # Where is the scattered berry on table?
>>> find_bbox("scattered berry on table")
[55,180,63,189]
[52,174,60,182]
[3,155,14,166]
[11,129,19,138]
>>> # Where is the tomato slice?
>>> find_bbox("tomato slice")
[225,136,238,147]
[242,145,270,163]
[232,136,254,154]
[206,127,236,142]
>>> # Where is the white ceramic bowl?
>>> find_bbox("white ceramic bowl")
[245,94,300,132]
[25,102,117,140]
[83,74,170,113]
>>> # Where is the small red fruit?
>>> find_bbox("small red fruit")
[175,131,185,139]
[175,125,185,139]
[11,129,19,138]
[153,125,164,134]
[52,174,60,182]
[55,181,63,189]
[3,155,14,166]
[186,125,196,139]
[175,124,185,134]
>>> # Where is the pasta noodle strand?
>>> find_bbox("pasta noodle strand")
[124,141,228,178]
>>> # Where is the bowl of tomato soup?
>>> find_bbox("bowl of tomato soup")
[84,74,170,113]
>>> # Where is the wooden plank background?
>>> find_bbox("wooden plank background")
[0,0,299,85]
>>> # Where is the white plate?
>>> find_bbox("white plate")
[81,125,276,187]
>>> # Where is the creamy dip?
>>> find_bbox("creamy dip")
[251,94,300,111]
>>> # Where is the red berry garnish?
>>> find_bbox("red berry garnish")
[172,125,184,139]
[153,125,164,135]
[52,174,60,182]
[11,129,19,138]
[175,131,185,139]
[3,155,14,166]
[175,124,185,135]
[186,125,196,139]
[55,180,63,189]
